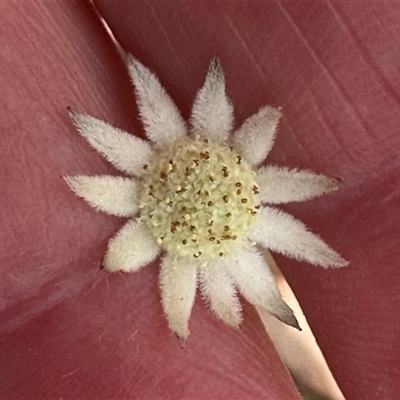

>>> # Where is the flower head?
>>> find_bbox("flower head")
[65,57,347,341]
[139,135,260,265]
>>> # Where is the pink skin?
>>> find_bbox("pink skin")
[94,2,400,399]
[2,1,400,398]
[0,2,299,399]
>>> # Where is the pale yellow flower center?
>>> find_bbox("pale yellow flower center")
[139,136,260,264]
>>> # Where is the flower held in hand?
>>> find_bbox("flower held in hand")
[65,57,347,341]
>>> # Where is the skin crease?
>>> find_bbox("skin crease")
[93,1,400,399]
[0,2,300,399]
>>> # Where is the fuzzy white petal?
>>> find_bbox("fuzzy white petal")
[199,261,242,327]
[64,175,139,217]
[232,106,281,166]
[69,110,153,177]
[127,56,187,146]
[226,246,299,329]
[190,58,234,140]
[249,207,348,267]
[103,220,159,272]
[159,254,198,341]
[257,166,340,204]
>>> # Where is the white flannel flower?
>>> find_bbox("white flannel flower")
[65,57,348,342]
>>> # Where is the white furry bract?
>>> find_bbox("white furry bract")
[199,261,242,327]
[69,110,153,177]
[190,58,234,140]
[160,255,198,341]
[66,57,348,342]
[225,246,299,329]
[103,220,159,272]
[249,207,348,268]
[257,166,340,204]
[232,106,281,166]
[128,56,187,146]
[64,175,139,217]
